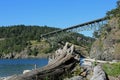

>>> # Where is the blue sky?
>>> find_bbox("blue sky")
[0,0,118,36]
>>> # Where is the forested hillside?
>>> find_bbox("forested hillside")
[0,25,94,58]
[0,25,59,57]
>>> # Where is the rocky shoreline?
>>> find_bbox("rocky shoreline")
[1,42,115,80]
[0,65,110,80]
[64,65,109,80]
[1,42,120,80]
[0,75,18,80]
[0,53,51,59]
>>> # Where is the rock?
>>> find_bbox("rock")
[90,65,108,80]
[64,76,84,80]
[0,75,17,80]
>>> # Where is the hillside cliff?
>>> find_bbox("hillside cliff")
[90,6,120,61]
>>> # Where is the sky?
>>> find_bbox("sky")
[0,0,118,36]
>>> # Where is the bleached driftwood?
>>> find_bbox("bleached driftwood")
[8,42,80,80]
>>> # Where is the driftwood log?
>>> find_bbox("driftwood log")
[8,42,80,80]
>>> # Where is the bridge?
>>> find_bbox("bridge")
[41,17,109,39]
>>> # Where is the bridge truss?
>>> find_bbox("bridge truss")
[40,17,109,43]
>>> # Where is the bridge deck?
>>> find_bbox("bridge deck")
[41,17,108,37]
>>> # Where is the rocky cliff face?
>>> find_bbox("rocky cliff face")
[90,18,120,61]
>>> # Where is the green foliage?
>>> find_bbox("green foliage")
[0,25,59,39]
[62,70,72,79]
[107,6,120,18]
[63,64,81,79]
[0,37,27,54]
[107,3,120,27]
[106,27,112,33]
[0,25,95,55]
[0,25,59,54]
[93,31,100,38]
[93,60,98,67]
[73,64,81,76]
[103,62,120,77]
[27,47,32,55]
[59,32,95,49]
[31,48,39,56]
[43,47,53,54]
[45,76,49,80]
[116,39,120,43]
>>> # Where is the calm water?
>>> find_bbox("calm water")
[0,58,48,77]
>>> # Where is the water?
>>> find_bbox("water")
[80,57,85,65]
[0,58,48,77]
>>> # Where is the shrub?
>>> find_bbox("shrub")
[106,27,111,32]
[116,39,120,43]
[73,64,81,76]
[43,47,53,54]
[103,62,120,77]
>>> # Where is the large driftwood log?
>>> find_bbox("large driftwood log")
[8,42,80,80]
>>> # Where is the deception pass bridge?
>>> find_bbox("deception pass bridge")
[40,17,109,40]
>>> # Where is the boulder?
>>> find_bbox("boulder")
[90,65,108,80]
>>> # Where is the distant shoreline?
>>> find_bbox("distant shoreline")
[0,53,51,59]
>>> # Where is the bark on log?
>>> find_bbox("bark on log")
[8,43,80,80]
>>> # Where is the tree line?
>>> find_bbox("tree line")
[0,25,95,55]
[0,25,59,54]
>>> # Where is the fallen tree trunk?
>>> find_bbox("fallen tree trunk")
[8,42,80,80]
